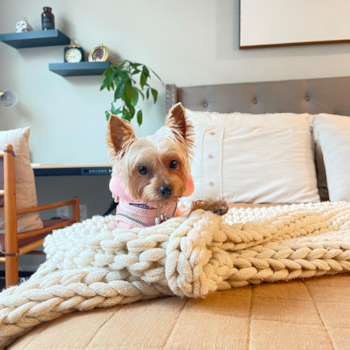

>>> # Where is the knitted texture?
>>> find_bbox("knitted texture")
[1,202,350,348]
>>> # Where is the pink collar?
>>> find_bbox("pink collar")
[116,199,177,227]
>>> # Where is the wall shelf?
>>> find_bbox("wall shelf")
[49,61,110,77]
[0,29,70,49]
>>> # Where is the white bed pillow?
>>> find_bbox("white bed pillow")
[314,114,350,202]
[0,127,43,233]
[305,115,329,200]
[184,110,320,204]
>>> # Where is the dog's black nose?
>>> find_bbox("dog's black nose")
[158,185,172,198]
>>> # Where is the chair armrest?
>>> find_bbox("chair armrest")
[17,196,79,215]
[17,196,80,223]
[16,196,80,241]
[17,219,76,242]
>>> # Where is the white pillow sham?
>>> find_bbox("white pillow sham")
[0,127,43,234]
[314,114,350,202]
[184,109,320,204]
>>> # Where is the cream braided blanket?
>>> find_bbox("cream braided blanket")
[1,202,350,348]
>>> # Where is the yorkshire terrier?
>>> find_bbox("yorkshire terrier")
[107,103,229,229]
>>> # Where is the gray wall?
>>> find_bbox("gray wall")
[1,0,350,270]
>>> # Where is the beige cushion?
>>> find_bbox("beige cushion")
[314,114,350,202]
[184,109,320,204]
[0,127,43,233]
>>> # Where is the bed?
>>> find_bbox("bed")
[9,76,350,350]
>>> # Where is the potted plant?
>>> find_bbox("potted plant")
[100,60,163,126]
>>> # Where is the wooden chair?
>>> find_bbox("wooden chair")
[0,144,80,288]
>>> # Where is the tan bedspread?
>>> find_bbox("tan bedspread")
[8,203,350,350]
[10,275,350,350]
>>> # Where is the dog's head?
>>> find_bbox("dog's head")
[107,103,194,207]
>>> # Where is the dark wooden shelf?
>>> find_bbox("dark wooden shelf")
[0,29,70,49]
[49,61,111,77]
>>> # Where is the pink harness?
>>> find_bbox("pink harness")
[109,174,194,229]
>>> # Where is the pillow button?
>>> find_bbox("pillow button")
[209,182,214,187]
[210,132,215,135]
[208,155,213,159]
[306,96,310,101]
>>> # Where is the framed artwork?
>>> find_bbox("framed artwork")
[240,0,350,48]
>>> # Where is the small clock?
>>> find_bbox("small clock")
[64,45,84,63]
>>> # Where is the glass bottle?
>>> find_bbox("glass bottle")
[42,7,55,30]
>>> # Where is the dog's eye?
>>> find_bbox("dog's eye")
[138,166,148,175]
[169,160,178,169]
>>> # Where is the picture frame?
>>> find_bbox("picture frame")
[239,0,350,49]
[88,44,109,62]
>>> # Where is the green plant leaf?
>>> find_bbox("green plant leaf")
[123,81,132,105]
[131,69,141,75]
[105,110,111,121]
[101,70,115,90]
[114,80,125,101]
[103,66,112,76]
[135,87,145,100]
[121,106,129,121]
[142,65,150,77]
[146,88,150,99]
[140,73,147,88]
[129,62,142,69]
[100,81,108,91]
[111,103,118,115]
[110,106,123,116]
[130,87,139,107]
[123,106,133,121]
[151,88,158,103]
[117,60,127,69]
[119,71,129,81]
[128,105,135,119]
[104,70,118,85]
[137,110,143,126]
[149,68,163,84]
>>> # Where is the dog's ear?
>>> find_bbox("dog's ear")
[107,114,136,159]
[165,103,194,151]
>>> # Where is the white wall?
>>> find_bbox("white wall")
[2,0,350,164]
[1,0,350,270]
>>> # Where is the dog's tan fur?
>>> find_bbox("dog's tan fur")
[107,103,229,215]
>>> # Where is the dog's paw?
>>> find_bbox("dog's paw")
[190,200,229,216]
[213,201,229,216]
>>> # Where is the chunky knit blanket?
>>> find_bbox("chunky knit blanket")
[1,202,350,349]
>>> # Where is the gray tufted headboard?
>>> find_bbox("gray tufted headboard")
[166,76,350,116]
